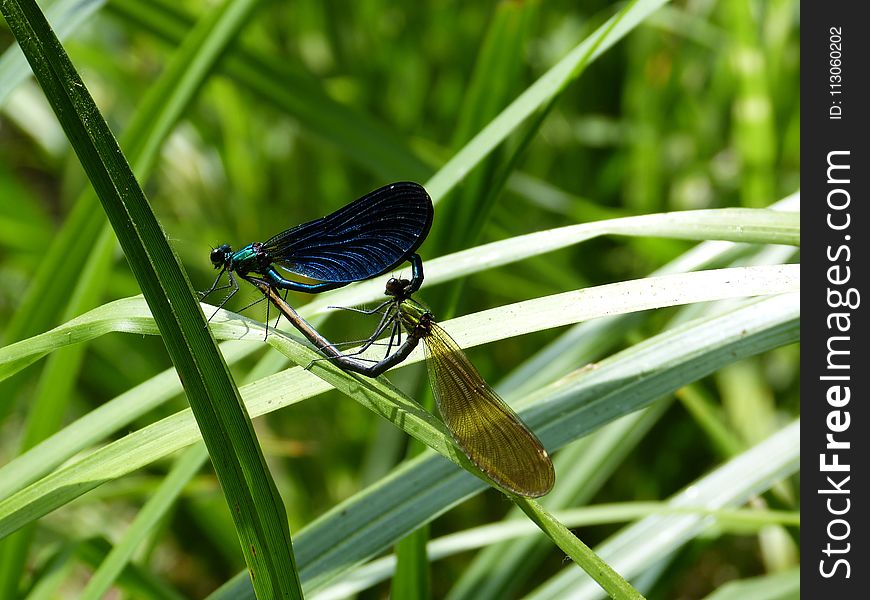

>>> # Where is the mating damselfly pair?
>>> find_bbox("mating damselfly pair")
[200,182,555,498]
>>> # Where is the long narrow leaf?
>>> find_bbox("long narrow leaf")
[515,498,644,600]
[424,0,670,202]
[528,421,800,599]
[0,274,798,539]
[0,0,104,107]
[0,264,799,383]
[302,207,799,314]
[79,445,209,600]
[220,293,800,597]
[311,502,798,600]
[0,1,302,597]
[0,205,796,502]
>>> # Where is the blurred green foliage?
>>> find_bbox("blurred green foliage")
[0,0,799,598]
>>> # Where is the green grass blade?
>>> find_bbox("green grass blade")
[424,0,670,203]
[19,541,77,599]
[391,528,430,600]
[301,205,800,314]
[0,264,799,384]
[79,445,209,600]
[73,539,188,600]
[233,294,800,597]
[0,273,798,540]
[107,0,431,181]
[0,0,104,107]
[514,498,644,600]
[527,421,800,599]
[677,385,746,457]
[311,503,797,600]
[0,207,789,501]
[0,1,302,597]
[432,0,539,254]
[722,0,777,207]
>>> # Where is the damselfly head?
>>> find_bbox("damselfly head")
[210,244,232,269]
[384,277,409,297]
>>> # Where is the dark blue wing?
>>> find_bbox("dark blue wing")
[263,182,433,283]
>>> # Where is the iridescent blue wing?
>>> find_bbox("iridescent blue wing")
[263,182,433,283]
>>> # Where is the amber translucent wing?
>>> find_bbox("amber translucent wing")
[422,322,555,497]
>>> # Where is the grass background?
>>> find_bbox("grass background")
[0,0,799,598]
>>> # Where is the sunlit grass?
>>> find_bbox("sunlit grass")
[0,0,799,598]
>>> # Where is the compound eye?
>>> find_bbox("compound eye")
[384,277,401,295]
[210,246,227,266]
[385,277,412,296]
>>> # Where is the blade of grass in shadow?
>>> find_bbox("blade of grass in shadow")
[424,0,669,203]
[72,538,188,599]
[390,525,430,600]
[107,0,431,181]
[0,1,303,597]
[432,0,539,254]
[24,547,76,598]
[527,421,800,600]
[514,498,644,600]
[312,502,797,600]
[686,367,798,550]
[78,444,209,600]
